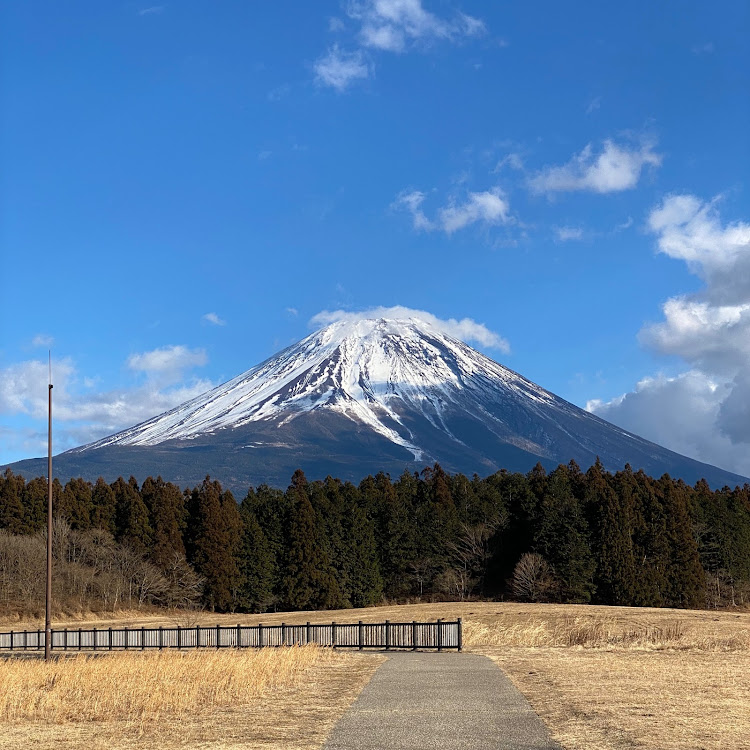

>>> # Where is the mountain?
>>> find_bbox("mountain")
[5,317,747,490]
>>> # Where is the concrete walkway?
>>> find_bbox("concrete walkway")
[324,652,561,750]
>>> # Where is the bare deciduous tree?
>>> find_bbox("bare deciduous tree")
[512,552,554,602]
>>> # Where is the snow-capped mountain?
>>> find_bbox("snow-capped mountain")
[7,317,748,490]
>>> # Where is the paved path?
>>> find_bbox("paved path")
[324,652,561,750]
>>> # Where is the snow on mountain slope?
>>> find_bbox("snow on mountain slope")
[75,316,565,458]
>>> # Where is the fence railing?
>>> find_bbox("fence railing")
[0,618,462,653]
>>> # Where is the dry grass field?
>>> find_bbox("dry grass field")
[0,648,383,750]
[3,601,748,749]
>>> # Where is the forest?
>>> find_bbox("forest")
[1,460,748,617]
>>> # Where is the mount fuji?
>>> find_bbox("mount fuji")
[6,317,747,490]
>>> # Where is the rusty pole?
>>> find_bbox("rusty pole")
[44,359,53,661]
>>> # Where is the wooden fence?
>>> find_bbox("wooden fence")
[0,618,462,652]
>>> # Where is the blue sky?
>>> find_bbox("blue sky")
[2,1,749,475]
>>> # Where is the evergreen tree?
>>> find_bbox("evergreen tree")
[658,476,705,608]
[280,470,342,610]
[22,476,48,533]
[112,476,152,554]
[185,476,243,611]
[238,505,274,612]
[141,476,186,570]
[91,477,117,535]
[591,462,637,605]
[60,477,93,530]
[345,501,383,607]
[631,470,670,606]
[0,469,27,534]
[533,464,596,603]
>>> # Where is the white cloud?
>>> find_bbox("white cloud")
[127,345,207,386]
[314,1,485,89]
[314,45,371,90]
[202,312,226,326]
[0,354,214,456]
[350,0,485,51]
[528,139,662,195]
[393,190,433,230]
[394,187,512,234]
[138,6,163,16]
[310,305,510,352]
[588,371,750,478]
[589,195,750,478]
[439,189,511,233]
[554,226,584,242]
[31,334,54,348]
[285,307,299,317]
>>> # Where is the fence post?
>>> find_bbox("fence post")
[457,618,463,652]
[331,621,337,649]
[216,623,221,649]
[358,620,363,651]
[24,629,28,651]
[306,621,311,645]
[258,623,264,648]
[385,620,390,651]
[9,630,13,651]
[177,625,182,650]
[236,623,241,649]
[108,627,113,651]
[412,621,418,651]
[437,619,443,652]
[141,626,145,650]
[196,625,200,649]
[159,626,163,650]
[281,622,286,646]
[93,627,97,651]
[78,628,82,651]
[124,626,129,651]
[63,628,68,651]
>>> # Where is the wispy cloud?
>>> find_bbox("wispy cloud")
[31,334,54,348]
[314,1,486,90]
[528,138,662,195]
[394,187,512,234]
[691,42,714,54]
[310,305,510,352]
[329,16,346,33]
[585,96,601,115]
[314,45,370,91]
[554,226,584,242]
[285,307,299,317]
[202,312,226,326]
[138,6,164,16]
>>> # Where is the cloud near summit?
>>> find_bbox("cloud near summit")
[309,306,510,352]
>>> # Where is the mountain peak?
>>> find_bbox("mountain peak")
[46,316,746,491]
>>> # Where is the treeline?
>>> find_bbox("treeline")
[1,461,749,614]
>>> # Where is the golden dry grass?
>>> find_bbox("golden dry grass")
[0,648,384,750]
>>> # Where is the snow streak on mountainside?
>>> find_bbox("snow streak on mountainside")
[75,317,559,458]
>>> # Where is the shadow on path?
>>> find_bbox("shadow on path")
[324,652,561,750]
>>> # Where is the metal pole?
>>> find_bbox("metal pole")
[44,365,53,662]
